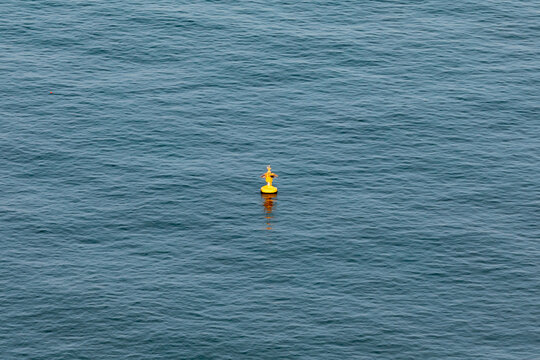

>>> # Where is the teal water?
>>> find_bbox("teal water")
[1,1,539,358]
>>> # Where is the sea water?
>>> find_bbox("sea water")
[1,1,539,358]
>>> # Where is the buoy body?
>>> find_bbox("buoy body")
[260,166,278,193]
[261,184,278,194]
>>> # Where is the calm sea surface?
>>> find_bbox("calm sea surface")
[1,1,539,358]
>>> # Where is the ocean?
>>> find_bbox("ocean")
[1,0,539,358]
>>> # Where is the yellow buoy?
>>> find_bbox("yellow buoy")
[260,165,278,193]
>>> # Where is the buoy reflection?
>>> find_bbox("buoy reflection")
[261,193,277,230]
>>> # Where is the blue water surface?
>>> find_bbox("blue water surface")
[1,0,539,358]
